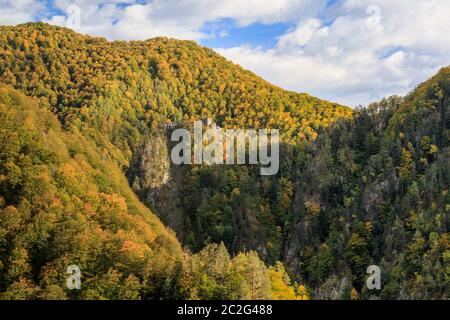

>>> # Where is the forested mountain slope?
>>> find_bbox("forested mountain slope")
[1,22,447,300]
[285,67,450,299]
[0,22,351,155]
[0,83,308,300]
[0,23,347,300]
[127,66,450,300]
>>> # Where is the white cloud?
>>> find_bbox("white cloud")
[218,0,450,106]
[40,0,322,40]
[278,19,322,49]
[0,0,44,25]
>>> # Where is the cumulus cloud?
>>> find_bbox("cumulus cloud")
[0,0,44,25]
[218,0,450,106]
[39,0,322,40]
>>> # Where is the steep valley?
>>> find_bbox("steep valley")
[0,23,448,300]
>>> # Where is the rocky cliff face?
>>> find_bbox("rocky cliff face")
[127,129,186,239]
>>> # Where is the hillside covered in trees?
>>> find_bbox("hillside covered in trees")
[139,66,450,300]
[125,66,450,300]
[285,67,450,299]
[0,22,347,300]
[0,23,448,300]
[0,58,309,301]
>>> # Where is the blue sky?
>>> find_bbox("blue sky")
[200,19,292,50]
[0,0,449,107]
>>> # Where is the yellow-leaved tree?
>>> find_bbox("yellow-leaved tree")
[269,262,309,300]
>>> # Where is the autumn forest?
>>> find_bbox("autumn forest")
[0,23,448,300]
